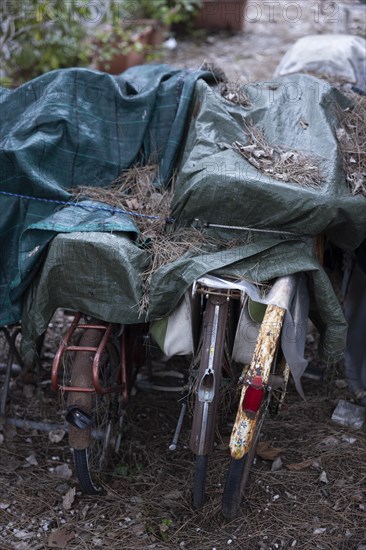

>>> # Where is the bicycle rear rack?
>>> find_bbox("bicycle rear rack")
[194,281,241,301]
[51,312,125,397]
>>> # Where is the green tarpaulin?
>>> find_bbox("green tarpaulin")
[0,64,214,326]
[1,68,365,365]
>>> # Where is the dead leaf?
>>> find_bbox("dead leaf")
[341,434,356,444]
[253,149,268,158]
[256,441,285,461]
[248,157,261,169]
[319,471,329,484]
[318,435,339,447]
[280,151,295,162]
[164,490,183,501]
[62,487,76,511]
[81,504,89,519]
[351,491,364,503]
[132,523,146,537]
[48,527,75,548]
[25,454,38,466]
[336,128,346,140]
[14,530,32,540]
[54,464,73,479]
[237,144,256,152]
[271,456,283,472]
[311,459,322,470]
[286,458,314,471]
[49,429,66,444]
[313,528,327,535]
[125,198,141,210]
[300,117,309,129]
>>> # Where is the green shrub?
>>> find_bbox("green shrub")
[1,0,92,84]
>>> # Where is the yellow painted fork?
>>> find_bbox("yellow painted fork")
[229,304,286,460]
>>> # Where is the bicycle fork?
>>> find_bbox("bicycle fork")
[190,294,229,455]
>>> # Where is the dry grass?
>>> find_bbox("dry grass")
[74,166,210,315]
[336,91,366,197]
[299,73,366,197]
[230,120,323,187]
[73,164,256,316]
[74,164,171,237]
[138,228,207,316]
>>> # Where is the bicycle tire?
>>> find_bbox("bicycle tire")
[192,454,208,509]
[67,326,121,495]
[221,357,286,520]
[190,294,230,508]
[221,426,260,519]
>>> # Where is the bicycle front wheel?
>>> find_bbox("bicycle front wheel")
[221,420,260,519]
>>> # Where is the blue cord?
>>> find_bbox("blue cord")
[0,190,175,224]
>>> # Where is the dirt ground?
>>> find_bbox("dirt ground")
[1,2,366,550]
[1,314,366,550]
[163,0,366,81]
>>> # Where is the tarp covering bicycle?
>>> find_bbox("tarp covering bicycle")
[1,65,366,367]
[0,65,215,325]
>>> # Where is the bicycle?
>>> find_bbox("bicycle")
[44,263,303,518]
[186,272,304,518]
[51,313,145,494]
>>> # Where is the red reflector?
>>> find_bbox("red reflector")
[242,375,264,413]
